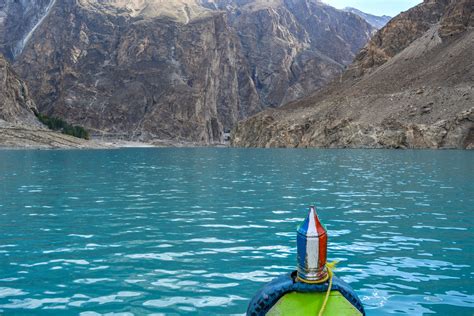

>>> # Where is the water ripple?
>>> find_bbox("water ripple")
[0,149,472,315]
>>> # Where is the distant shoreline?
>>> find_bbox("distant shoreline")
[1,125,471,151]
[0,126,230,150]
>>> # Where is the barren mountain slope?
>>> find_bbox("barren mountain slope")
[232,0,474,149]
[79,0,212,22]
[347,0,452,77]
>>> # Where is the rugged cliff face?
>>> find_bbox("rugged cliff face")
[232,0,474,149]
[14,1,258,143]
[0,52,111,149]
[0,53,38,125]
[1,0,374,144]
[0,0,56,59]
[205,0,374,106]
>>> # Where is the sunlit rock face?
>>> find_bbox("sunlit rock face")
[232,0,474,149]
[78,0,211,21]
[2,0,374,143]
[346,0,453,77]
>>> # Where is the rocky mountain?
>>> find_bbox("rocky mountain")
[232,0,474,149]
[0,0,374,144]
[347,0,457,77]
[0,0,56,59]
[0,52,110,149]
[202,0,374,106]
[343,7,391,29]
[0,53,39,126]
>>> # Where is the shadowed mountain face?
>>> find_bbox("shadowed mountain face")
[232,0,474,149]
[0,0,373,143]
[0,0,56,59]
[0,52,107,149]
[0,53,38,126]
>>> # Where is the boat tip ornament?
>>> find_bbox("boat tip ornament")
[297,205,329,283]
[246,205,365,316]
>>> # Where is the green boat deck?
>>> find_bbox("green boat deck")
[267,291,363,316]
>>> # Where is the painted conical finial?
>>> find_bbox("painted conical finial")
[297,206,328,282]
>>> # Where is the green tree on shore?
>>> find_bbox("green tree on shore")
[36,113,90,140]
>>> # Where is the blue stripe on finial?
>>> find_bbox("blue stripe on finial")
[297,208,312,274]
[298,213,310,235]
[297,231,307,269]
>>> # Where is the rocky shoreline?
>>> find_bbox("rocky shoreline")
[0,123,111,149]
[0,123,231,149]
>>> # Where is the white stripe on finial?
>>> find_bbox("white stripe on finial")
[307,233,320,269]
[307,207,318,237]
[306,206,320,268]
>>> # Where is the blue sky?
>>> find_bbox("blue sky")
[322,0,422,17]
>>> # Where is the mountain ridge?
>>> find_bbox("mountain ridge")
[343,7,391,29]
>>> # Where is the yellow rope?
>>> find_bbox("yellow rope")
[318,264,335,316]
[296,261,338,316]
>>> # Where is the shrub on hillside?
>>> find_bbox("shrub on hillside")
[36,113,90,140]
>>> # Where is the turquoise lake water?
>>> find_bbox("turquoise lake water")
[0,148,473,315]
